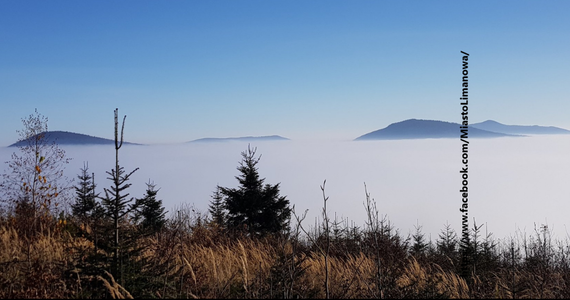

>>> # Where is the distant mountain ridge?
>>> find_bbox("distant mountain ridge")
[7,120,567,146]
[471,120,570,135]
[355,119,520,141]
[7,132,289,147]
[189,135,289,143]
[9,131,140,147]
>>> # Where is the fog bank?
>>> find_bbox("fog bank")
[1,135,569,241]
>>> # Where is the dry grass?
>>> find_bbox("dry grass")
[396,256,469,299]
[3,218,570,298]
[97,270,133,299]
[302,252,377,298]
[0,223,83,298]
[172,238,276,298]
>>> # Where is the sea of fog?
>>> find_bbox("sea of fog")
[1,135,569,242]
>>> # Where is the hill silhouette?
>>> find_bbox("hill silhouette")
[471,120,570,135]
[9,131,140,147]
[355,119,519,140]
[189,135,289,143]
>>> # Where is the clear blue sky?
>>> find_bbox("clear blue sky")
[1,0,569,146]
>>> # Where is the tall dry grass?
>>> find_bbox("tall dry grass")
[0,221,86,298]
[396,256,469,298]
[302,252,377,298]
[173,238,276,298]
[4,211,570,298]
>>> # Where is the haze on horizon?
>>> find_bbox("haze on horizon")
[1,1,570,147]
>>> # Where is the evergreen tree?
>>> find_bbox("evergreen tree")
[71,162,105,253]
[208,186,226,227]
[410,222,428,257]
[100,108,139,285]
[218,144,291,237]
[72,162,99,222]
[133,180,166,234]
[437,222,458,255]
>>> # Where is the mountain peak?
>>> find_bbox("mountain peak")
[355,119,517,140]
[356,119,570,141]
[478,120,503,125]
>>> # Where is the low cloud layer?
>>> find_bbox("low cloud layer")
[1,135,569,241]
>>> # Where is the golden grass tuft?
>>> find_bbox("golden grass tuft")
[0,225,22,262]
[97,270,134,299]
[0,223,81,298]
[396,256,469,299]
[156,236,277,298]
[302,252,377,298]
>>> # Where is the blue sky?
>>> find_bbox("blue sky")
[1,1,569,146]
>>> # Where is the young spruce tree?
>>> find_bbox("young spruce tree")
[208,186,227,227]
[72,162,99,222]
[218,144,291,237]
[133,180,166,235]
[100,108,139,285]
[72,162,106,253]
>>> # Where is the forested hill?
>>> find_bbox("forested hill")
[471,120,570,135]
[9,131,140,147]
[355,119,519,140]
